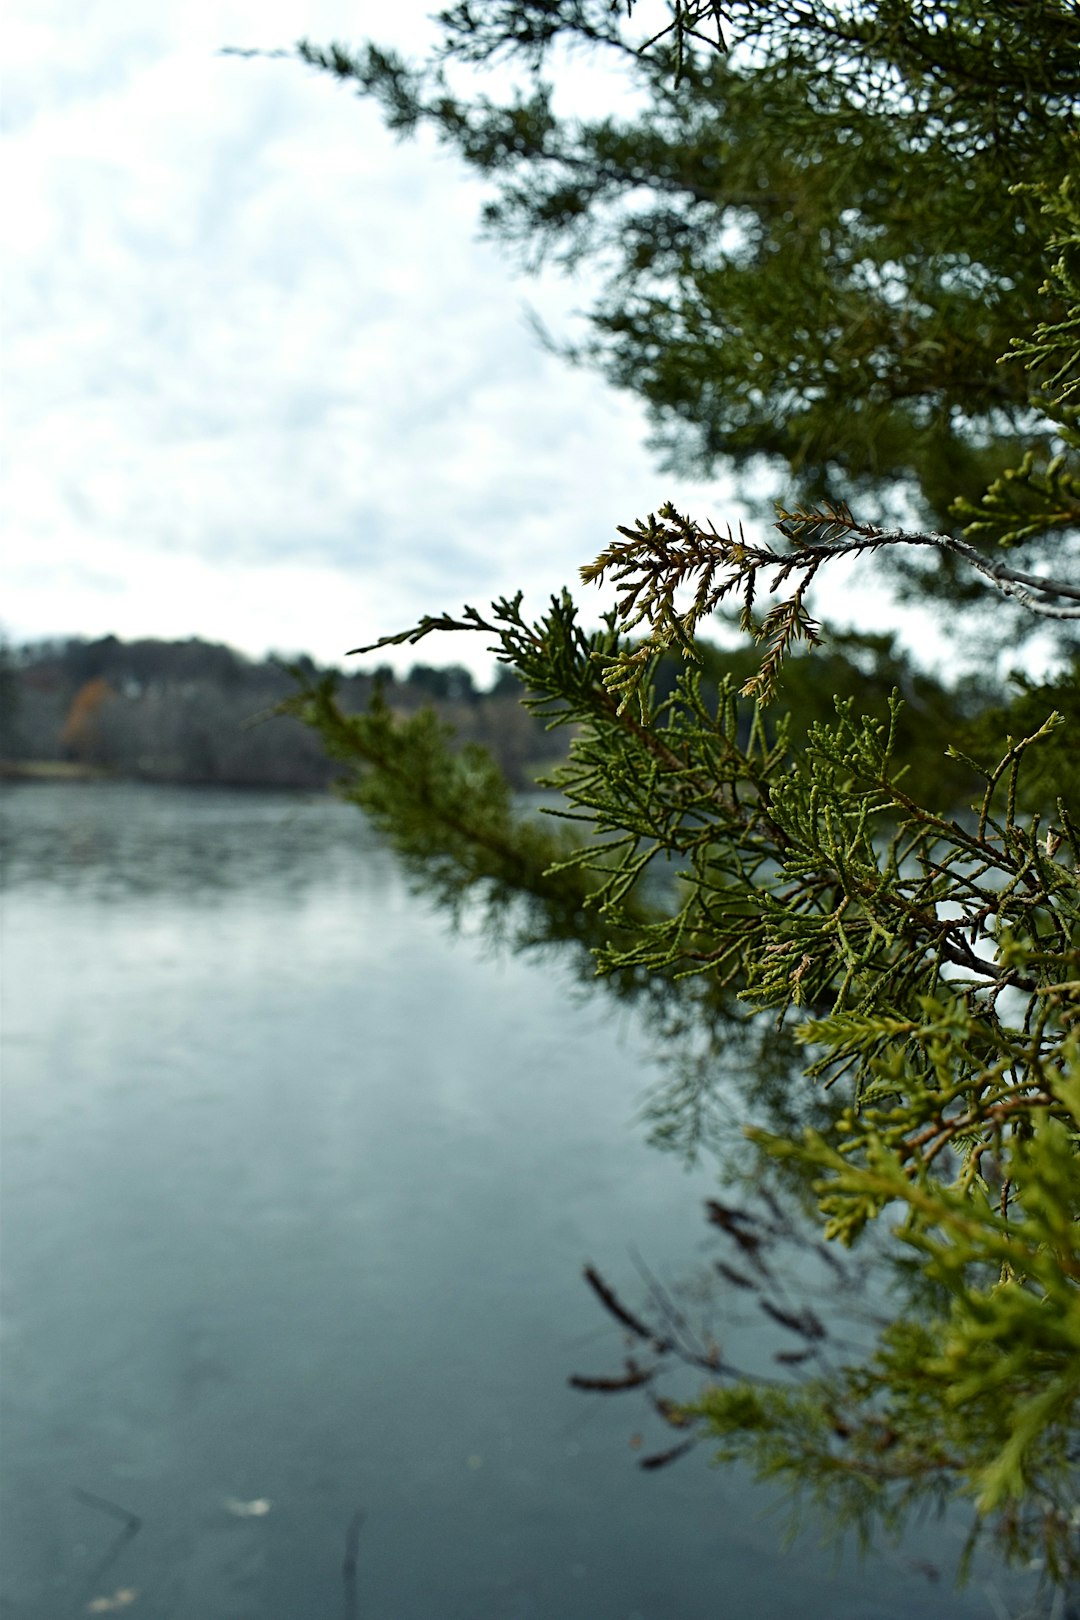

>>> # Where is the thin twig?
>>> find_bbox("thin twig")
[342,1508,365,1620]
[72,1488,142,1610]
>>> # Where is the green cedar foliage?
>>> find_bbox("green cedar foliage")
[286,603,1080,1579]
[281,0,1080,1586]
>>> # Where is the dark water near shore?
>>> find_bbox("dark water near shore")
[0,783,1048,1618]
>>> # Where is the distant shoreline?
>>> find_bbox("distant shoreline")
[2,634,565,791]
[1,760,110,782]
[0,762,336,793]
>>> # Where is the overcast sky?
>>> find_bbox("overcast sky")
[3,0,940,680]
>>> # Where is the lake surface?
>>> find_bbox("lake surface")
[0,782,1049,1618]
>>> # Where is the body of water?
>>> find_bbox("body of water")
[0,782,1048,1618]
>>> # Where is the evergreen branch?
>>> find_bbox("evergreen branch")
[583,500,1080,709]
[277,7,1080,1580]
[951,446,1080,551]
[347,602,505,656]
[1007,168,1080,404]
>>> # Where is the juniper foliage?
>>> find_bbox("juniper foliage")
[287,582,1080,1579]
[280,0,1080,1585]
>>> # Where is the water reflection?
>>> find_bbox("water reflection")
[0,780,391,901]
[0,783,1051,1617]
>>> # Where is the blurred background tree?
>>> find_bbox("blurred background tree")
[294,0,1079,642]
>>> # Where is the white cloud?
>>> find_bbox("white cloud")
[1,0,953,681]
[3,1,719,676]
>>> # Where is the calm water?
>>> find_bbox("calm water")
[0,783,1047,1618]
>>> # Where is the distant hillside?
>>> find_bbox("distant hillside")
[0,636,567,790]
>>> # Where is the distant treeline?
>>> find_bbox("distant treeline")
[0,635,567,790]
[2,629,1073,807]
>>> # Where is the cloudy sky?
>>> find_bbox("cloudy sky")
[3,0,930,680]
